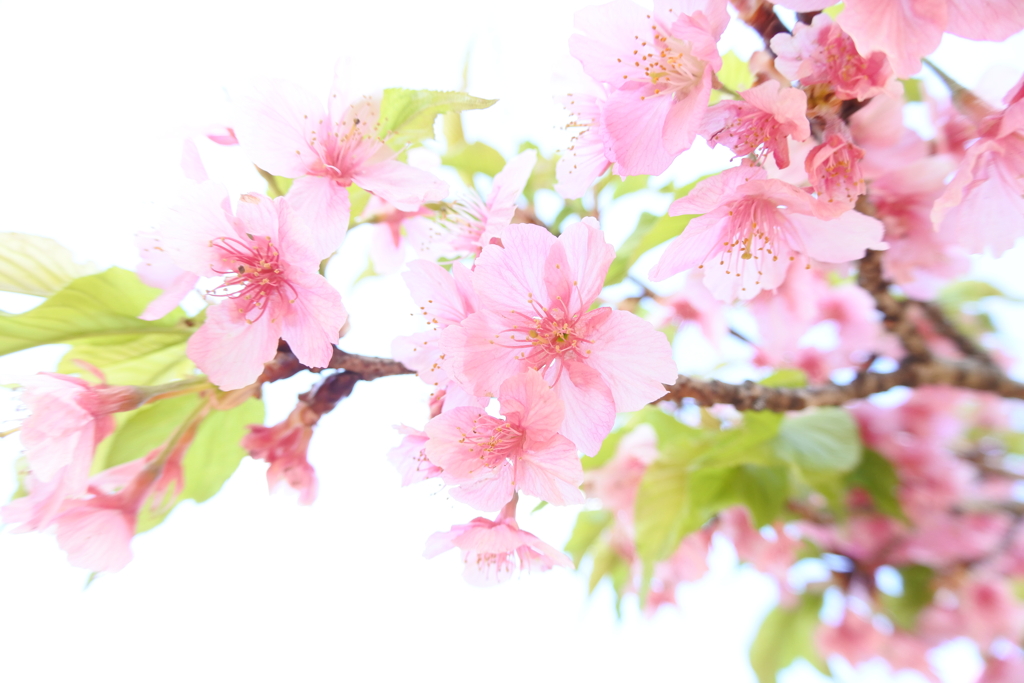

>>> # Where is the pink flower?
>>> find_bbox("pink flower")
[650,165,886,301]
[770,13,898,101]
[717,507,798,581]
[152,185,346,390]
[978,653,1024,683]
[234,71,448,255]
[957,578,1024,648]
[442,220,677,455]
[51,456,162,573]
[568,0,729,174]
[816,609,885,665]
[775,0,1024,78]
[870,155,968,297]
[386,426,440,486]
[804,131,866,217]
[426,149,536,257]
[700,80,810,169]
[933,77,1024,257]
[425,370,584,510]
[243,403,320,505]
[391,260,481,409]
[655,270,728,347]
[423,498,573,586]
[555,78,613,199]
[361,195,435,274]
[588,423,658,519]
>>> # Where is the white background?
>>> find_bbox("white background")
[0,1,1021,681]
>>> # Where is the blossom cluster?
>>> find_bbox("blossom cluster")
[3,0,1024,680]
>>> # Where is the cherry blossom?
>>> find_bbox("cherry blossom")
[699,80,810,169]
[816,609,885,666]
[423,496,573,585]
[770,13,898,101]
[421,149,536,257]
[569,0,729,174]
[386,426,440,486]
[774,0,1024,78]
[555,77,613,199]
[932,75,1024,256]
[234,71,448,255]
[151,185,346,390]
[243,404,320,506]
[425,370,583,510]
[650,165,886,300]
[804,129,866,217]
[442,220,677,455]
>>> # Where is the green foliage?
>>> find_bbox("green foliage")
[775,408,862,475]
[565,509,614,565]
[717,51,754,93]
[823,3,844,18]
[606,213,694,285]
[634,411,783,564]
[750,593,829,683]
[761,369,808,388]
[845,448,906,521]
[348,185,372,228]
[378,88,496,149]
[879,565,936,631]
[58,334,194,387]
[256,168,293,198]
[938,279,1013,309]
[0,268,194,359]
[588,539,632,614]
[900,78,925,102]
[0,233,99,297]
[519,142,558,204]
[96,394,203,472]
[442,141,506,182]
[137,397,264,533]
[607,175,650,199]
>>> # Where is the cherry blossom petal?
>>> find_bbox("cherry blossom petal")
[550,360,616,456]
[585,308,678,411]
[786,210,886,263]
[234,79,327,178]
[286,175,351,260]
[187,301,282,391]
[946,0,1024,41]
[351,160,447,212]
[603,87,677,175]
[278,270,346,370]
[518,434,585,505]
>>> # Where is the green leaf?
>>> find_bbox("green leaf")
[939,279,1013,309]
[586,427,626,471]
[348,186,372,228]
[900,78,925,103]
[137,397,264,532]
[589,540,632,605]
[880,565,935,630]
[608,175,650,199]
[844,448,906,521]
[378,89,496,148]
[775,408,862,474]
[442,141,506,181]
[98,394,203,472]
[749,593,828,683]
[634,435,701,563]
[565,509,614,565]
[605,213,694,285]
[823,3,844,19]
[58,334,193,386]
[690,411,783,470]
[761,369,808,388]
[717,51,754,93]
[0,268,193,359]
[519,142,557,202]
[256,168,293,198]
[0,233,99,298]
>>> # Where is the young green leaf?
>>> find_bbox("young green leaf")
[378,89,497,149]
[775,408,862,474]
[0,233,99,298]
[749,593,829,683]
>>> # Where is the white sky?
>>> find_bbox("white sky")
[0,1,1022,682]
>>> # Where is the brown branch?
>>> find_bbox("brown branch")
[917,301,997,367]
[742,3,790,55]
[326,348,413,379]
[857,249,932,361]
[659,358,1024,410]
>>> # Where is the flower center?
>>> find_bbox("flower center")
[209,235,295,323]
[701,198,791,290]
[458,417,523,471]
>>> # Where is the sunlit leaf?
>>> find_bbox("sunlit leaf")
[775,408,861,474]
[565,509,614,565]
[378,89,496,148]
[749,593,828,683]
[0,233,99,298]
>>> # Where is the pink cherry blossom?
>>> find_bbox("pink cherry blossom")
[770,13,898,101]
[555,77,613,200]
[804,130,866,217]
[870,155,968,298]
[957,578,1024,648]
[569,0,729,174]
[816,609,885,665]
[234,71,448,255]
[391,259,480,408]
[386,426,440,486]
[152,185,346,390]
[978,653,1024,683]
[699,80,810,169]
[775,0,1024,78]
[717,507,798,582]
[650,165,886,301]
[243,403,320,505]
[588,423,658,519]
[442,220,677,455]
[426,370,583,510]
[423,497,573,586]
[933,77,1024,257]
[654,270,728,347]
[360,195,435,274]
[646,529,713,611]
[423,149,536,258]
